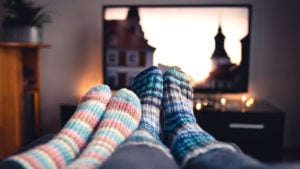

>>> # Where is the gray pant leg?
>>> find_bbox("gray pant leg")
[101,145,180,169]
[185,149,300,169]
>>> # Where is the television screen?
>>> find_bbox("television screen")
[103,4,251,93]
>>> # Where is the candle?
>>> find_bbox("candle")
[195,102,202,111]
[246,98,255,107]
[241,95,247,102]
[220,97,226,106]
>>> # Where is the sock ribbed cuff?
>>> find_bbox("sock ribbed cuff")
[181,141,238,167]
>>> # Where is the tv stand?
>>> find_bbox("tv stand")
[193,100,285,162]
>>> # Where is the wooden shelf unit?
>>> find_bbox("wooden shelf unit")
[0,42,50,159]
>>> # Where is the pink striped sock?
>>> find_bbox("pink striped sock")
[66,88,141,169]
[2,85,112,169]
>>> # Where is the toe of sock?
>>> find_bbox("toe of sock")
[114,88,141,110]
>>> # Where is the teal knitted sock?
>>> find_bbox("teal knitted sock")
[2,85,111,169]
[121,66,171,156]
[163,68,236,167]
[66,89,141,169]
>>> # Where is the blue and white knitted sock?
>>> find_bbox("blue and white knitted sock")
[121,66,171,157]
[162,67,236,167]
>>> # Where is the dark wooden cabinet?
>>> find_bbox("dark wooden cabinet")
[194,100,285,162]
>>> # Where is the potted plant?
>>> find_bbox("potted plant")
[2,0,51,43]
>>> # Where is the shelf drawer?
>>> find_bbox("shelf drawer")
[194,109,285,162]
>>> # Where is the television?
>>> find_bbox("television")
[102,4,251,93]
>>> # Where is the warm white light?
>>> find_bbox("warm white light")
[220,97,226,106]
[245,98,255,107]
[249,98,255,104]
[195,102,202,110]
[241,95,247,102]
[202,100,209,107]
[245,102,250,107]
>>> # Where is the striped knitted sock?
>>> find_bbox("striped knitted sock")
[121,66,171,156]
[66,88,141,169]
[1,85,112,169]
[163,68,236,167]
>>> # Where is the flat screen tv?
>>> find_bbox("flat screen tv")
[103,4,251,93]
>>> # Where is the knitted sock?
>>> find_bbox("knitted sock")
[66,88,141,169]
[121,66,171,156]
[163,68,236,167]
[1,85,112,169]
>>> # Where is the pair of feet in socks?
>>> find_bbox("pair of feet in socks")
[1,66,235,169]
[123,66,236,167]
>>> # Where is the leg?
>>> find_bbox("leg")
[185,149,300,169]
[162,68,236,167]
[162,67,300,169]
[105,66,179,169]
[121,66,173,156]
[66,89,141,169]
[101,145,179,169]
[0,85,111,169]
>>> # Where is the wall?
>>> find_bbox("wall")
[249,0,300,148]
[37,0,300,148]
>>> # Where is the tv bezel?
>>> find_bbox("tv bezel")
[102,4,252,93]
